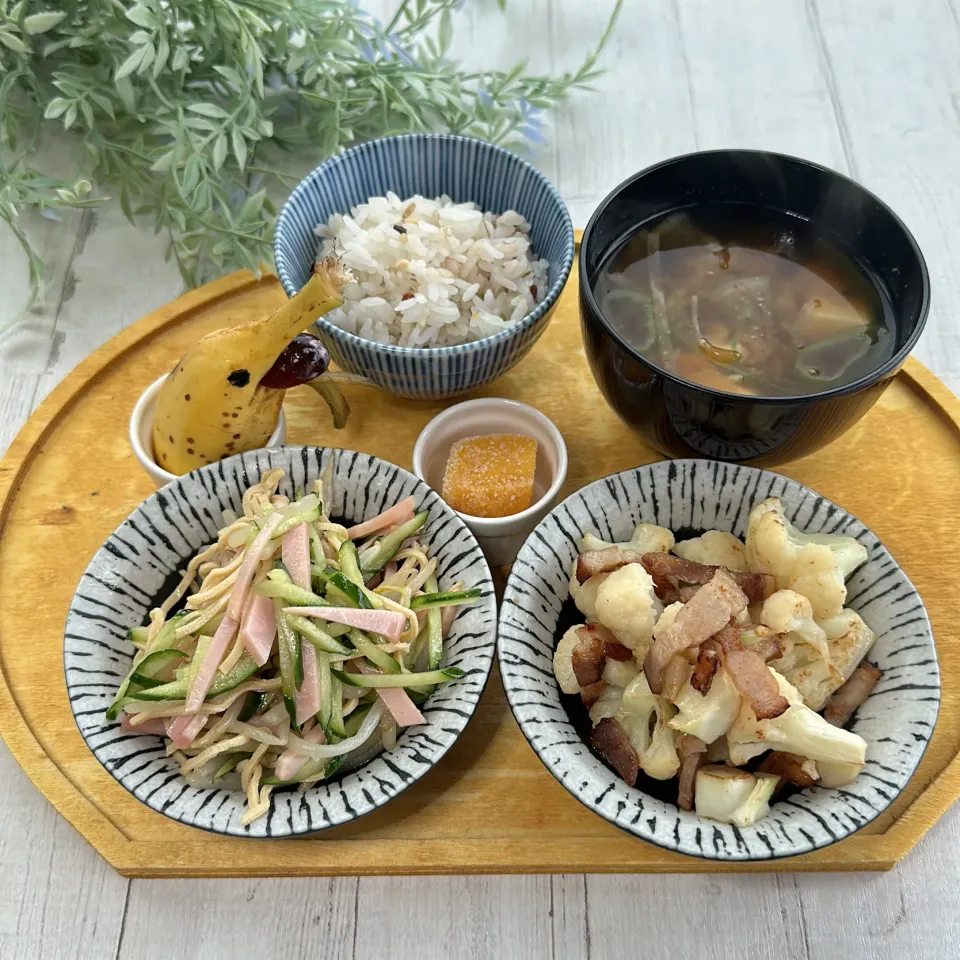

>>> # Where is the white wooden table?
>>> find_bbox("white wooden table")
[3,2,960,957]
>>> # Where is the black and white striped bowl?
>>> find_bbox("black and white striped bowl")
[65,447,496,837]
[498,459,939,861]
[273,133,575,399]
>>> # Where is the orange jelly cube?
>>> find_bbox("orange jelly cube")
[441,434,538,518]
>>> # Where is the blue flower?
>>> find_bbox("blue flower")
[478,88,493,108]
[358,39,376,62]
[519,123,547,144]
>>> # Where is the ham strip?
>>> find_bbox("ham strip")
[677,734,708,810]
[282,523,312,592]
[590,717,639,786]
[643,569,748,694]
[641,553,775,604]
[345,496,416,540]
[121,715,167,735]
[285,522,322,726]
[165,712,207,749]
[824,661,882,727]
[239,594,276,666]
[185,614,239,712]
[283,607,406,642]
[714,624,790,720]
[226,511,284,622]
[274,723,326,782]
[441,604,460,638]
[356,660,424,727]
[575,547,645,584]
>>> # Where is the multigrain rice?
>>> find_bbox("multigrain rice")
[314,192,548,347]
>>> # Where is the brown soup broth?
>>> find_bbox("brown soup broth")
[592,203,896,397]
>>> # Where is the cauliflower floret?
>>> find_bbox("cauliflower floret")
[653,600,684,638]
[761,595,877,711]
[594,563,662,654]
[727,669,867,767]
[669,666,741,744]
[568,563,609,621]
[673,530,748,571]
[589,682,625,725]
[617,673,681,780]
[602,658,639,688]
[745,497,868,618]
[581,522,675,556]
[761,590,831,661]
[552,626,583,695]
[818,609,877,682]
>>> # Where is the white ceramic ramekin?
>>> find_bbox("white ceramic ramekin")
[129,375,287,487]
[412,398,567,566]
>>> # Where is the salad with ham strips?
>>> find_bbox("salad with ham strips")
[107,467,480,824]
[555,497,882,828]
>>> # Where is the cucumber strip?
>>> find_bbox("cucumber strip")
[275,602,301,723]
[327,673,346,739]
[237,692,259,722]
[272,506,322,539]
[184,634,212,697]
[324,571,373,609]
[337,540,364,586]
[129,649,188,688]
[286,615,351,655]
[407,686,436,705]
[310,563,335,585]
[406,622,430,671]
[423,575,444,671]
[128,625,150,648]
[347,628,400,675]
[256,579,331,607]
[410,588,482,612]
[213,753,244,781]
[358,511,429,576]
[116,653,259,705]
[342,702,373,737]
[333,667,463,689]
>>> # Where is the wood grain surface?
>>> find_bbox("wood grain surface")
[1,250,958,878]
[4,1,960,957]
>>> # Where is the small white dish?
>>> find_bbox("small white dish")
[412,398,567,566]
[129,375,286,487]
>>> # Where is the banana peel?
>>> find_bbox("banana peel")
[153,258,351,476]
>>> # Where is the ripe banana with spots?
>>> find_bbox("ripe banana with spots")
[153,258,351,476]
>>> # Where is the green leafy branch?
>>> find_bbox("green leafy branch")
[0,0,621,301]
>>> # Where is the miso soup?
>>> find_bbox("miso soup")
[592,204,896,397]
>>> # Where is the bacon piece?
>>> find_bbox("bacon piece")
[603,640,633,661]
[663,655,689,701]
[641,553,775,604]
[580,680,606,708]
[714,624,790,720]
[823,661,882,727]
[575,547,645,584]
[749,635,784,663]
[643,569,748,694]
[572,627,605,686]
[757,751,818,790]
[590,717,639,786]
[677,734,708,810]
[691,641,720,694]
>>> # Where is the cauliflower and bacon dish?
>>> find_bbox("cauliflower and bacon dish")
[554,497,881,827]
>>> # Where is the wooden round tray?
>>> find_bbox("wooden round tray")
[1,254,959,877]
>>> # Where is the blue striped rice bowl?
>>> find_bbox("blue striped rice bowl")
[274,134,575,399]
